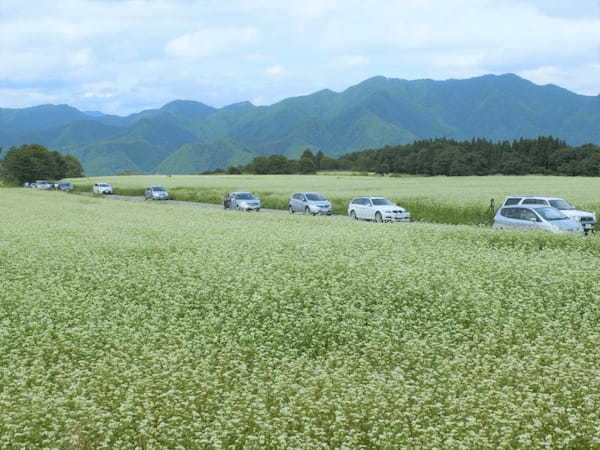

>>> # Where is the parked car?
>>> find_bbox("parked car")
[347,197,411,222]
[57,182,73,191]
[224,192,261,211]
[502,196,596,234]
[493,204,583,235]
[288,192,332,215]
[34,180,54,190]
[93,182,113,195]
[145,185,170,200]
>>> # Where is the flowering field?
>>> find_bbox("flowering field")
[69,174,600,225]
[2,188,600,448]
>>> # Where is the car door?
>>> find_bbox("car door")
[363,198,373,219]
[518,208,540,230]
[497,207,516,228]
[300,194,309,212]
[292,193,303,212]
[356,197,368,219]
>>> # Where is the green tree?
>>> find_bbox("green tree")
[64,155,85,178]
[0,144,83,184]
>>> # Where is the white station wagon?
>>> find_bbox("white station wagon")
[348,197,410,223]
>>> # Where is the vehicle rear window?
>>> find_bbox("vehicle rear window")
[504,198,521,206]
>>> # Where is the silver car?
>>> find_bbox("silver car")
[288,192,332,215]
[34,180,54,190]
[502,196,596,234]
[57,182,73,191]
[225,192,261,211]
[493,205,583,235]
[145,185,170,200]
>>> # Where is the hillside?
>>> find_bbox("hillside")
[1,74,599,175]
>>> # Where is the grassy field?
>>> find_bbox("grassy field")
[68,174,600,225]
[2,188,600,448]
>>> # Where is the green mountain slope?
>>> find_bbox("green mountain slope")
[1,74,599,175]
[156,140,254,174]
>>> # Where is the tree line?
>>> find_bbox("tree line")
[0,144,84,184]
[213,137,600,176]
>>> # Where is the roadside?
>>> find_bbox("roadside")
[83,193,345,218]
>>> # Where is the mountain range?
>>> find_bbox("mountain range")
[1,74,599,176]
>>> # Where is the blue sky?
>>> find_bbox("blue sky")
[1,0,599,114]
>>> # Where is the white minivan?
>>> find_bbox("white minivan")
[93,182,113,195]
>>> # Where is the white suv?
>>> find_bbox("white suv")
[502,196,596,234]
[348,197,410,222]
[93,182,113,195]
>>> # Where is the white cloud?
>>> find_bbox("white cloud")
[264,65,288,78]
[333,55,370,69]
[0,0,599,113]
[165,27,260,59]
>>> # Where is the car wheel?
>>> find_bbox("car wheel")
[375,212,383,223]
[289,205,294,214]
[256,208,260,212]
[305,206,310,215]
[350,210,357,220]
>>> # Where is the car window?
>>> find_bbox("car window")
[504,198,521,206]
[549,199,574,210]
[372,198,393,206]
[522,199,547,205]
[536,207,568,221]
[235,193,254,200]
[519,209,538,221]
[293,193,301,200]
[305,193,325,201]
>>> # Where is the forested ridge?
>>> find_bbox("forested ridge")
[222,137,600,176]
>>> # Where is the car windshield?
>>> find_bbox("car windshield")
[152,187,165,192]
[60,183,71,187]
[535,207,568,221]
[549,199,574,210]
[371,198,393,206]
[305,193,325,201]
[98,183,109,187]
[236,193,255,200]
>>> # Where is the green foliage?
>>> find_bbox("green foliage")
[339,136,600,177]
[2,189,600,447]
[0,144,84,183]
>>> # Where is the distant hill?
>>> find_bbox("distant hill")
[1,74,599,175]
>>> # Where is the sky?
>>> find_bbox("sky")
[1,0,599,114]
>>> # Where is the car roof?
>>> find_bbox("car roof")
[505,195,562,201]
[502,204,556,209]
[231,191,252,195]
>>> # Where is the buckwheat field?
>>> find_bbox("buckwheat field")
[2,188,600,449]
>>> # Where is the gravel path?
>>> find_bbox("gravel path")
[99,194,345,218]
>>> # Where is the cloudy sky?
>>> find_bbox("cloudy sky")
[1,0,599,114]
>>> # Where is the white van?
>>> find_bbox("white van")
[93,182,113,195]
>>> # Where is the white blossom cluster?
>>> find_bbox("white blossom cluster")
[1,189,599,448]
